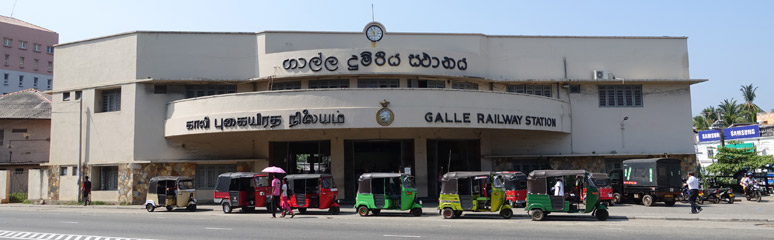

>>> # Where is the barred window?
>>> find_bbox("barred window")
[271,81,302,90]
[598,85,642,107]
[357,79,399,88]
[195,164,237,189]
[99,166,118,190]
[100,89,121,112]
[309,79,349,89]
[451,81,478,90]
[506,84,552,97]
[408,79,445,88]
[185,85,236,98]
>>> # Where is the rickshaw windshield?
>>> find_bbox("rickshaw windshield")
[492,175,504,188]
[586,175,597,188]
[178,180,194,190]
[593,178,610,187]
[505,178,527,190]
[322,177,336,189]
[402,176,415,189]
[254,176,269,187]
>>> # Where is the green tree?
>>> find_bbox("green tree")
[717,99,745,127]
[693,106,719,130]
[706,141,774,175]
[739,84,763,123]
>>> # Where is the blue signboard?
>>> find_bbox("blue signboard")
[698,129,721,142]
[723,125,760,140]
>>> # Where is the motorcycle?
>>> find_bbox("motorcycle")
[745,183,763,202]
[705,188,735,204]
[678,186,703,204]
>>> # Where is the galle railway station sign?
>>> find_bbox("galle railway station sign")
[281,51,469,72]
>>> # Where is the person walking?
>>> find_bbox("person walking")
[82,176,91,206]
[280,178,295,218]
[686,172,702,214]
[271,174,281,218]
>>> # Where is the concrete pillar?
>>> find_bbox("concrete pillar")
[27,169,42,200]
[42,169,49,200]
[330,137,345,199]
[479,131,493,171]
[0,170,8,203]
[414,138,428,198]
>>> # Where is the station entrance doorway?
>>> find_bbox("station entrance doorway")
[344,140,414,200]
[426,140,480,200]
[270,141,331,175]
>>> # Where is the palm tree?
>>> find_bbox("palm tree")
[717,99,745,127]
[693,106,718,130]
[739,84,763,122]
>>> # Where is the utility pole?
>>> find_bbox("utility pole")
[77,98,83,202]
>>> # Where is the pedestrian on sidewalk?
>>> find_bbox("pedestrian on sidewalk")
[685,172,702,214]
[280,178,294,218]
[82,176,91,206]
[271,174,281,218]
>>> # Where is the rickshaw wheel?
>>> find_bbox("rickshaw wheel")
[641,195,653,207]
[357,206,369,217]
[595,209,609,221]
[410,208,422,216]
[530,209,545,221]
[187,204,196,212]
[145,204,155,212]
[222,203,232,213]
[166,206,174,211]
[500,209,513,219]
[613,193,622,204]
[298,208,307,214]
[442,208,454,219]
[329,206,340,215]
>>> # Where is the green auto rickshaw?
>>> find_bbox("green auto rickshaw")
[525,170,609,221]
[438,171,513,219]
[355,173,423,217]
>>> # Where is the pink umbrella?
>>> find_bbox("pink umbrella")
[262,166,286,174]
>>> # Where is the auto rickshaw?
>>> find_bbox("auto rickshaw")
[285,173,340,214]
[588,173,614,206]
[525,170,608,221]
[145,176,197,212]
[213,172,271,213]
[498,171,528,207]
[355,173,423,217]
[437,171,514,219]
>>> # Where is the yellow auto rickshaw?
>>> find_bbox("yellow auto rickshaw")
[145,176,197,212]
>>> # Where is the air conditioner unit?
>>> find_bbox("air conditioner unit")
[593,70,615,80]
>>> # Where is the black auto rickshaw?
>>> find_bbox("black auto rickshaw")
[609,158,683,206]
[145,176,197,212]
[285,174,340,214]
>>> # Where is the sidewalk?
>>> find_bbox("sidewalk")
[3,198,772,222]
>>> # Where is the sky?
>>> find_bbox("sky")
[3,0,772,116]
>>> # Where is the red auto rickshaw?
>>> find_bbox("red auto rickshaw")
[213,172,271,213]
[285,173,340,214]
[580,173,615,206]
[498,171,528,207]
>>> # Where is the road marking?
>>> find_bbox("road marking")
[383,235,421,238]
[0,230,156,240]
[60,222,79,224]
[204,227,232,230]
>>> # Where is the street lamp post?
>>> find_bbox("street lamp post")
[708,111,726,147]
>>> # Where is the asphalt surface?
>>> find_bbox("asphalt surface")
[1,200,774,240]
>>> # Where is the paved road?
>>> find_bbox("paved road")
[1,204,773,240]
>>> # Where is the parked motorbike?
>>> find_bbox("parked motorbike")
[678,186,703,204]
[705,188,735,204]
[745,183,763,202]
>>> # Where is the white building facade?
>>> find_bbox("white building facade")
[48,25,703,204]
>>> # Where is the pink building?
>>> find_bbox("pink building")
[0,16,58,94]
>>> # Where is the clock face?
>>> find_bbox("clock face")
[366,25,383,42]
[376,108,394,126]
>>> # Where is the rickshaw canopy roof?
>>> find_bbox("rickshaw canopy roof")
[218,172,262,179]
[284,173,333,180]
[441,171,492,181]
[590,173,609,179]
[528,170,588,180]
[623,158,680,164]
[498,171,527,180]
[149,176,192,182]
[359,173,408,181]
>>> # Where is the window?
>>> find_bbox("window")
[72,167,78,176]
[507,84,552,97]
[0,129,4,146]
[605,159,624,172]
[47,79,52,90]
[271,81,301,90]
[19,56,24,68]
[598,85,643,107]
[3,73,7,85]
[33,44,41,52]
[3,38,11,47]
[46,46,54,54]
[451,81,479,90]
[18,75,23,87]
[99,166,118,190]
[153,85,167,94]
[33,77,38,88]
[195,164,237,189]
[184,85,236,98]
[47,61,52,72]
[309,79,349,89]
[707,149,715,158]
[33,59,38,70]
[11,129,27,133]
[357,79,399,88]
[60,167,67,176]
[18,41,27,49]
[75,91,81,100]
[100,89,121,112]
[3,54,8,66]
[63,92,70,101]
[408,79,445,88]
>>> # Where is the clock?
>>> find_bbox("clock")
[376,107,394,126]
[364,22,385,42]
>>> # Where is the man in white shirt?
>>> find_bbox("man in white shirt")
[553,178,564,197]
[685,172,702,214]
